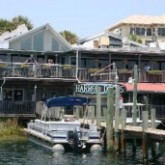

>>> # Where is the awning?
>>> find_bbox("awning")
[120,83,165,93]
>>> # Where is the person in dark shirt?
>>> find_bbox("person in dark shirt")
[25,54,37,64]
[25,54,37,76]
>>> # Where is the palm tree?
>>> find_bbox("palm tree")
[12,15,33,30]
[60,30,79,44]
[0,19,12,34]
[0,16,33,34]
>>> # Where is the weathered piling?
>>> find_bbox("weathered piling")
[96,86,101,127]
[114,83,120,153]
[151,140,158,159]
[120,108,126,154]
[74,106,80,119]
[106,87,115,152]
[151,108,156,128]
[143,95,149,111]
[132,64,138,155]
[88,106,95,123]
[150,108,157,158]
[133,64,138,125]
[142,111,148,161]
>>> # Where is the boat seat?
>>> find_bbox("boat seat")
[64,115,76,121]
[80,123,90,129]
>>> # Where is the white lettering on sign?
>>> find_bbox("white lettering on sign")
[75,83,126,94]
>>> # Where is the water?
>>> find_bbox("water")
[0,136,164,165]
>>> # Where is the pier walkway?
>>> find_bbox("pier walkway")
[119,125,165,140]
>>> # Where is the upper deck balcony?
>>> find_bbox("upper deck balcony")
[0,62,164,83]
[0,62,76,79]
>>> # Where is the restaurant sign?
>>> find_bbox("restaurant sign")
[75,83,126,95]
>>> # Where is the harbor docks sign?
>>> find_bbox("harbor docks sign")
[75,83,126,95]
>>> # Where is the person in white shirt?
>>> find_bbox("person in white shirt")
[144,63,151,71]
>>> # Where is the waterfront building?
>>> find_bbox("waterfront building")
[0,23,165,121]
[79,31,146,49]
[106,15,165,46]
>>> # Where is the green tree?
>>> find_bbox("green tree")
[12,15,33,30]
[0,15,33,34]
[60,30,79,44]
[0,19,12,34]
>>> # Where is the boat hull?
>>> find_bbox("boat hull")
[25,119,103,153]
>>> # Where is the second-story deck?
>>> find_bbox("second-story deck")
[0,62,165,121]
[0,62,165,83]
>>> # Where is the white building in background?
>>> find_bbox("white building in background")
[106,14,165,46]
[79,31,146,49]
[0,24,28,48]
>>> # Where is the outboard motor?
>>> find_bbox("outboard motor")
[73,129,83,153]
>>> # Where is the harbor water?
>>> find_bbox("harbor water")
[0,136,164,165]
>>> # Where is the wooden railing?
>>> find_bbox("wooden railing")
[0,62,164,83]
[0,62,76,78]
[152,105,165,120]
[0,101,36,117]
[78,68,165,83]
[0,100,164,121]
[77,104,165,121]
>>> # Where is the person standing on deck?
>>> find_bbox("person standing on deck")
[25,54,37,64]
[144,63,151,71]
[25,54,38,76]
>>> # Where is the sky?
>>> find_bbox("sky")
[1,0,165,39]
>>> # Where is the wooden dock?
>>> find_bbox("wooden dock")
[92,65,165,162]
[119,125,165,140]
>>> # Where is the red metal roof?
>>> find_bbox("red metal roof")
[120,83,165,93]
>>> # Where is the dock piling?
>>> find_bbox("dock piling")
[120,108,126,154]
[132,64,138,156]
[96,86,101,127]
[106,87,115,152]
[151,108,156,128]
[114,83,120,154]
[142,111,149,161]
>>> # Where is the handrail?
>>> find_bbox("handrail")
[0,62,164,83]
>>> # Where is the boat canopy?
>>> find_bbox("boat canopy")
[46,96,90,108]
